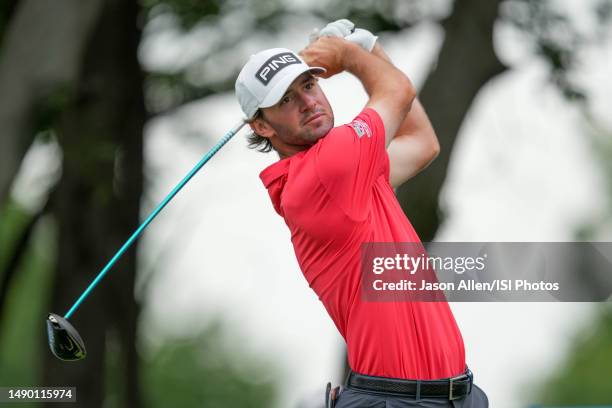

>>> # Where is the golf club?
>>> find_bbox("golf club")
[46,120,246,361]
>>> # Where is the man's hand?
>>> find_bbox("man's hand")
[310,19,378,52]
[299,36,358,79]
[310,19,353,40]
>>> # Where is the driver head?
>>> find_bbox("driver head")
[46,313,87,361]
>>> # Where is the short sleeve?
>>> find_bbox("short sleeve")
[315,108,389,220]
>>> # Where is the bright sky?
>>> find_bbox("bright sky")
[11,1,612,407]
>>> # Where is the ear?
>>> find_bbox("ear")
[250,116,276,139]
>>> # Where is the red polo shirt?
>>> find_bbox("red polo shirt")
[260,108,465,380]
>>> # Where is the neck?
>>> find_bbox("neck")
[273,142,310,160]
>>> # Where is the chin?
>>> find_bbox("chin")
[310,129,330,143]
[299,118,333,145]
[315,121,333,139]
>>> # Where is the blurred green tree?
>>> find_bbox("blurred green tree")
[141,322,278,408]
[530,121,612,406]
[0,203,55,393]
[532,305,612,405]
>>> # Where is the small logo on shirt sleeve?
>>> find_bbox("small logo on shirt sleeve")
[349,119,372,138]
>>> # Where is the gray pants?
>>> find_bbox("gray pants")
[334,383,489,408]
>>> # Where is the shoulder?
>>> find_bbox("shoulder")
[318,108,384,146]
[315,108,385,159]
[348,108,385,139]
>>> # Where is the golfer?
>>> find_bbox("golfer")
[235,20,489,408]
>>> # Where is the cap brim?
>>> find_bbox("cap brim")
[259,65,326,109]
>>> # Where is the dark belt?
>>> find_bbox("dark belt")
[347,368,473,400]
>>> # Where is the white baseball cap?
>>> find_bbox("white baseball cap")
[235,48,326,119]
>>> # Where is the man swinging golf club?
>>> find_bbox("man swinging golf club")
[236,20,489,407]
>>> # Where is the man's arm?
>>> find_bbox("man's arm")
[386,100,440,187]
[300,37,416,146]
[371,44,440,188]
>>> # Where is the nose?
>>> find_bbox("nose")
[298,92,317,113]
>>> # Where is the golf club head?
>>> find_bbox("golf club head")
[46,313,86,361]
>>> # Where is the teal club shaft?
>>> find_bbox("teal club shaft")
[65,120,246,319]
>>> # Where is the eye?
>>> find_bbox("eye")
[280,95,292,105]
[304,81,315,90]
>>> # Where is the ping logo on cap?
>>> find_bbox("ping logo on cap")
[255,52,300,85]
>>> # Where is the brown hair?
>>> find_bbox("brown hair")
[246,110,274,153]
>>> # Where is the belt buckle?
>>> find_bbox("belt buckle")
[448,370,470,401]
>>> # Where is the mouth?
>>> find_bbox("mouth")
[303,112,325,125]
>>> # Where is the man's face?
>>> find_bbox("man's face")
[251,73,334,157]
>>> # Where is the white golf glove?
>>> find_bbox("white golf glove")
[310,19,378,52]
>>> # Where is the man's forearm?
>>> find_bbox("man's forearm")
[371,43,434,145]
[369,43,440,186]
[341,42,414,111]
[371,43,393,64]
[386,98,440,186]
[339,41,415,144]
